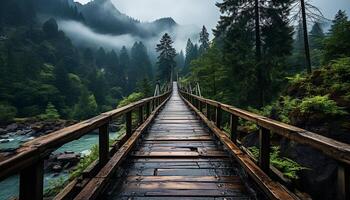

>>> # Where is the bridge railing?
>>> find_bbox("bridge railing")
[0,90,172,200]
[179,89,350,200]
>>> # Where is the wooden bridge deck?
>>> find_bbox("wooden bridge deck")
[105,85,253,199]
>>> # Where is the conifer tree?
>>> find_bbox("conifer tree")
[156,33,176,82]
[199,26,210,55]
[324,10,350,62]
[119,46,130,91]
[183,39,197,75]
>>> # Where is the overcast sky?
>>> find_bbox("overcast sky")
[75,0,350,33]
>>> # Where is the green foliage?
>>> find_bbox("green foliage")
[73,89,98,120]
[43,18,58,38]
[0,103,17,124]
[299,95,347,115]
[137,78,153,97]
[117,92,145,108]
[70,145,99,180]
[248,146,308,179]
[39,102,60,120]
[287,73,306,85]
[44,177,67,197]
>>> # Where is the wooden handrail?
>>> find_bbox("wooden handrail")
[179,90,350,164]
[179,89,350,200]
[0,90,172,200]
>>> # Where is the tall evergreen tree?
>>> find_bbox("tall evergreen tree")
[323,10,350,62]
[309,22,325,50]
[156,33,176,82]
[183,39,198,75]
[213,0,294,107]
[175,50,185,70]
[96,47,107,68]
[129,42,153,90]
[119,46,130,92]
[199,26,210,55]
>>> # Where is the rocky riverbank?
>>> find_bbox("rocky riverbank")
[0,119,76,160]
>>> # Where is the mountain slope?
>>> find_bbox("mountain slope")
[77,0,178,38]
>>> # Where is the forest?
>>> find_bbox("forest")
[0,0,350,199]
[184,3,350,145]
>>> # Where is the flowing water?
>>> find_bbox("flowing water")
[0,131,121,200]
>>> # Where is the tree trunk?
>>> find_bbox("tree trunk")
[300,0,312,74]
[255,0,264,107]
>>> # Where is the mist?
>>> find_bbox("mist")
[58,20,200,55]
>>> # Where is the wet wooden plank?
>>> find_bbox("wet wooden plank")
[125,176,241,183]
[116,189,246,197]
[121,182,244,191]
[143,136,213,141]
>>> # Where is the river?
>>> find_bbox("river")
[0,131,121,200]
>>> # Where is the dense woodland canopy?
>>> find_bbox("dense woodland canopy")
[1,0,349,128]
[0,0,204,124]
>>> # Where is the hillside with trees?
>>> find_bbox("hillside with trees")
[182,1,350,198]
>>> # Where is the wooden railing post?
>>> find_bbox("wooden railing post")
[138,105,144,124]
[206,103,211,120]
[337,163,350,200]
[152,99,155,111]
[230,114,238,143]
[199,100,203,113]
[259,127,270,173]
[20,160,44,200]
[126,111,132,137]
[99,123,109,166]
[216,105,222,129]
[146,102,150,117]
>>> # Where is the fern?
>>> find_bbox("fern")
[248,146,308,179]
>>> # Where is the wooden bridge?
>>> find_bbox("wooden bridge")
[0,82,350,200]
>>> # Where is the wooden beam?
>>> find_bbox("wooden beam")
[20,160,44,200]
[230,114,238,143]
[99,123,109,167]
[337,163,350,200]
[138,105,144,124]
[259,127,270,174]
[126,111,132,138]
[215,106,222,129]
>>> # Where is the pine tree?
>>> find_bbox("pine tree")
[96,47,107,68]
[199,26,210,55]
[214,0,294,107]
[309,22,324,49]
[156,33,176,82]
[183,39,195,75]
[119,46,130,92]
[43,18,59,38]
[175,50,185,70]
[73,88,98,120]
[324,10,350,63]
[41,102,60,120]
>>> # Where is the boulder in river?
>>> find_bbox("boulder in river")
[52,164,63,172]
[5,124,18,132]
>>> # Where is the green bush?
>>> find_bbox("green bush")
[0,103,17,124]
[117,92,144,108]
[39,102,60,121]
[248,146,308,179]
[69,145,99,180]
[287,73,306,85]
[299,95,347,115]
[44,177,67,197]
